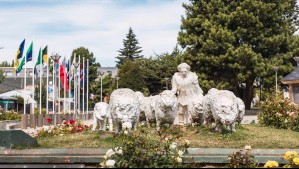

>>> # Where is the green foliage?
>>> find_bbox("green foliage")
[34,82,47,108]
[258,93,299,131]
[91,74,115,102]
[118,60,147,93]
[116,27,143,67]
[0,111,21,121]
[227,148,258,168]
[138,46,182,95]
[100,128,192,168]
[178,0,299,108]
[34,108,47,117]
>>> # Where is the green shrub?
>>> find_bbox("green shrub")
[227,146,258,168]
[0,111,21,121]
[100,127,193,168]
[258,94,299,131]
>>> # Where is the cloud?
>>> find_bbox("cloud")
[0,0,188,67]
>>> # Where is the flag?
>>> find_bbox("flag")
[26,42,33,62]
[14,39,25,73]
[35,48,44,77]
[42,46,48,66]
[60,58,69,92]
[80,62,87,87]
[16,57,25,73]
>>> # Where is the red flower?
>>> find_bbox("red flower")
[70,120,75,125]
[76,126,83,132]
[85,125,89,129]
[63,121,69,127]
[46,118,53,124]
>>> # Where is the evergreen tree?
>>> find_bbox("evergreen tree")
[178,0,299,109]
[116,27,143,67]
[118,60,146,92]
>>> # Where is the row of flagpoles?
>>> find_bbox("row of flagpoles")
[13,39,90,117]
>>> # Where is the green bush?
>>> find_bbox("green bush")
[34,108,47,117]
[258,94,299,131]
[0,111,21,121]
[100,127,193,168]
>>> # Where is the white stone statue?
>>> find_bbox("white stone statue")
[203,88,245,132]
[171,63,204,125]
[150,90,178,130]
[109,88,140,133]
[93,102,113,131]
[189,94,204,125]
[135,91,155,127]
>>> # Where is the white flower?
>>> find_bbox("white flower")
[124,131,129,135]
[103,155,108,159]
[178,150,184,157]
[106,159,116,167]
[170,142,178,150]
[245,145,252,151]
[165,137,169,141]
[122,122,132,130]
[106,149,116,157]
[115,147,123,155]
[176,157,183,163]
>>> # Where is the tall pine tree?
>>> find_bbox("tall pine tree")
[178,0,299,109]
[116,27,143,67]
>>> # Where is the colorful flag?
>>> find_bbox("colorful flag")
[14,39,25,73]
[16,57,25,73]
[60,58,69,92]
[35,48,44,77]
[42,46,48,66]
[26,42,33,62]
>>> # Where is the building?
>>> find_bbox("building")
[281,57,299,104]
[0,67,51,93]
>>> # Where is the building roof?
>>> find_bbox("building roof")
[282,67,299,84]
[0,89,36,104]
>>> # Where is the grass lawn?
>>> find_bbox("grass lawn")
[36,124,299,149]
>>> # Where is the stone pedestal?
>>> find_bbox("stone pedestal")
[21,114,27,129]
[57,114,63,125]
[30,114,36,129]
[37,114,43,127]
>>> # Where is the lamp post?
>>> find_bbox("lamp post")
[273,66,279,93]
[73,62,80,116]
[164,78,169,90]
[99,72,105,102]
[115,76,120,89]
[50,54,61,125]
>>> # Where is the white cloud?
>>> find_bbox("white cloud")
[0,0,188,67]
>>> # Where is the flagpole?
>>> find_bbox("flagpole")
[68,57,71,114]
[52,54,55,115]
[83,57,85,114]
[58,59,61,114]
[73,54,76,116]
[39,49,42,115]
[46,50,49,115]
[86,59,89,118]
[32,51,35,115]
[78,55,81,115]
[24,46,27,115]
[64,57,66,114]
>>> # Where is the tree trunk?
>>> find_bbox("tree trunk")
[243,78,254,110]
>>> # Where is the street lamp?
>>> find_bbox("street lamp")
[50,54,61,125]
[273,66,279,93]
[99,71,105,102]
[115,76,120,89]
[164,78,169,90]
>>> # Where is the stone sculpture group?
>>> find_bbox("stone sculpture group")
[93,63,245,133]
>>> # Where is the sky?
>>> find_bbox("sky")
[0,0,188,67]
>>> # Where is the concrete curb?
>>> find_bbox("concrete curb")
[0,148,296,164]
